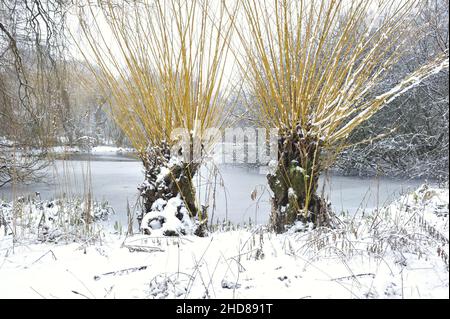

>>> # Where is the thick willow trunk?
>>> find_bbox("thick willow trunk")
[137,142,206,236]
[267,130,332,233]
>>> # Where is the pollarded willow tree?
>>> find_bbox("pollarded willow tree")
[233,0,449,232]
[77,0,236,235]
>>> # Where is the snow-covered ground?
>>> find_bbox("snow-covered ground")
[0,185,448,299]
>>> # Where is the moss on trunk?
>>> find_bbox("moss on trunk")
[268,128,332,233]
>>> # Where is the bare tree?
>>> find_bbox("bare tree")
[0,0,71,187]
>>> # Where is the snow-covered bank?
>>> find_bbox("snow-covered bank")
[0,185,448,299]
[49,145,136,156]
[0,197,113,242]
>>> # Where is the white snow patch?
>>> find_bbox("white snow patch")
[151,199,167,212]
[156,167,171,183]
[288,187,297,198]
[141,197,194,236]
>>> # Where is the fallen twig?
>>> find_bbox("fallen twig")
[332,273,376,281]
[72,290,90,299]
[31,250,57,265]
[30,286,46,299]
[94,265,150,281]
[123,244,164,253]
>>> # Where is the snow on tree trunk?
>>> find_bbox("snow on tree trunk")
[137,141,206,237]
[268,127,333,233]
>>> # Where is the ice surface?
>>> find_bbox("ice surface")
[0,155,427,229]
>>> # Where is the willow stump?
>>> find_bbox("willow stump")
[267,127,332,233]
[137,142,206,236]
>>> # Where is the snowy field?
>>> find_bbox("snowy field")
[0,185,447,299]
[49,145,136,155]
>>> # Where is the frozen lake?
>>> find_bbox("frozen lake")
[0,154,426,226]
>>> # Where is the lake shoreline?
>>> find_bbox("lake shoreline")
[0,153,430,227]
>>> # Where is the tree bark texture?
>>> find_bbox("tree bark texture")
[267,129,332,233]
[137,141,206,236]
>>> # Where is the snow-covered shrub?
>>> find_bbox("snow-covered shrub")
[140,196,197,237]
[294,185,449,270]
[148,273,191,299]
[0,197,113,242]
